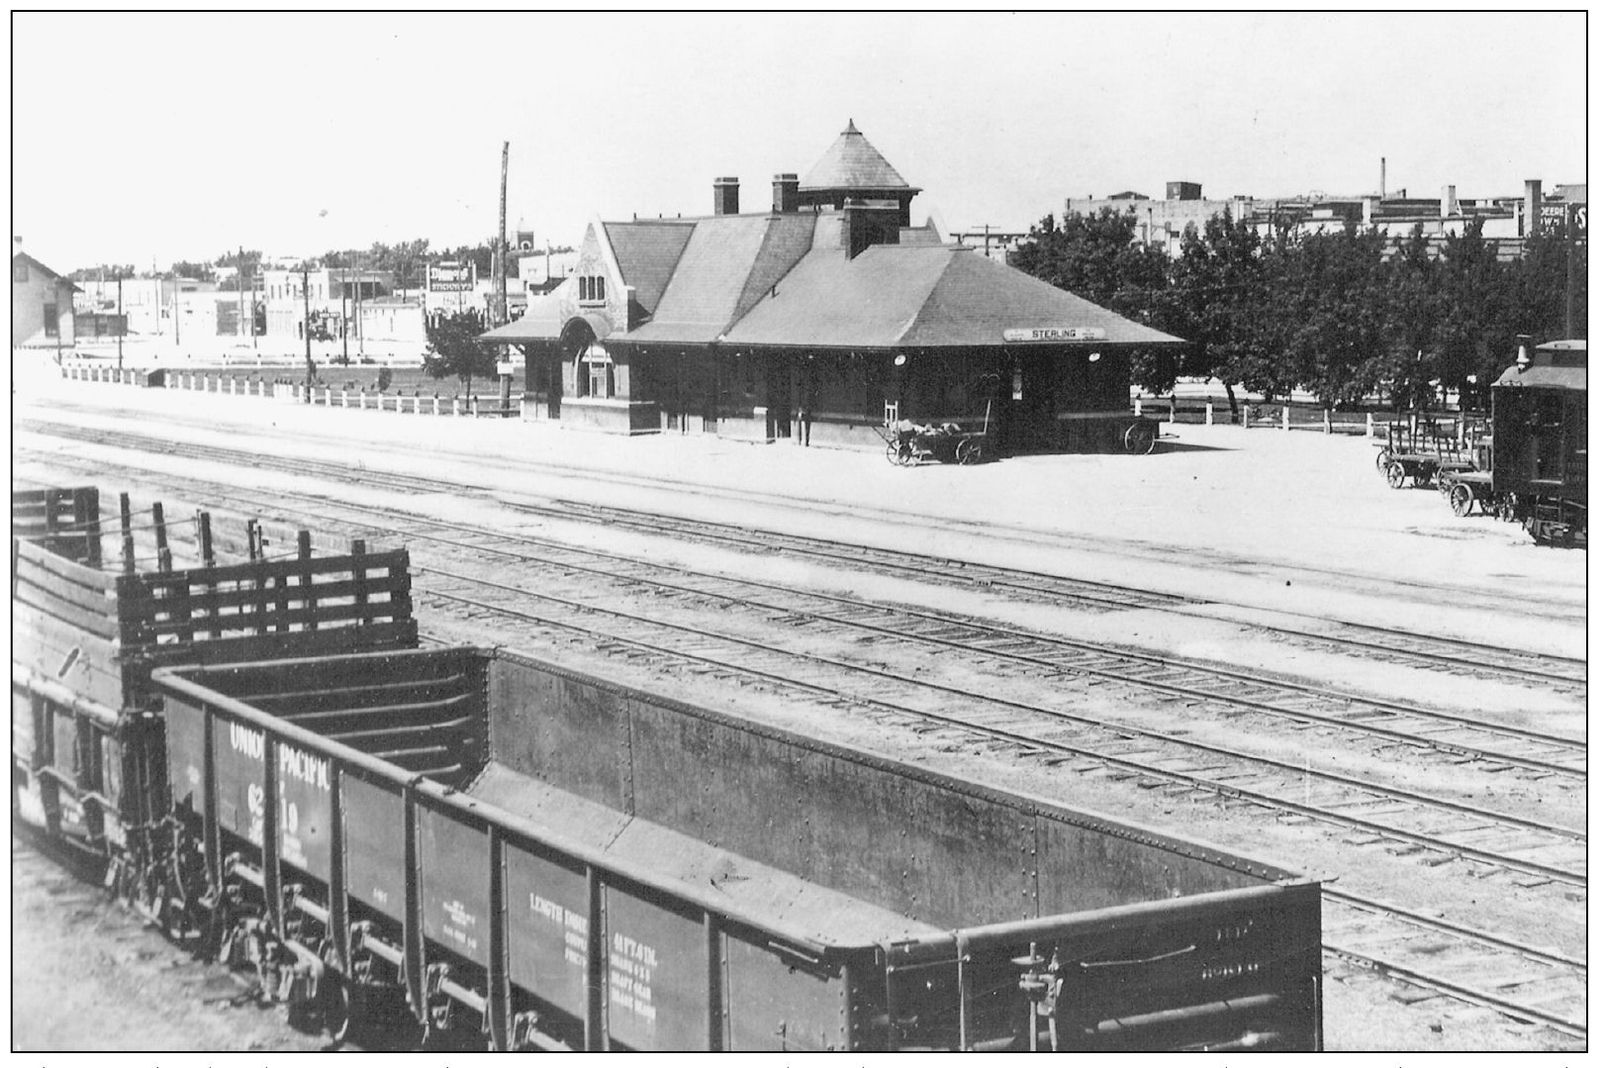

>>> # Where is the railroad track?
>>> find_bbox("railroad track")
[15,418,1588,695]
[15,421,1588,1038]
[17,442,1585,795]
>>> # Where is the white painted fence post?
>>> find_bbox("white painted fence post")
[1242,405,1250,429]
[1366,411,1374,437]
[1169,399,1176,424]
[1134,398,1143,417]
[341,389,349,408]
[453,397,461,417]
[1205,401,1214,426]
[1323,408,1332,434]
[1282,405,1291,431]
[433,396,441,417]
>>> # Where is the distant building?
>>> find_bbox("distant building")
[259,266,395,344]
[12,251,77,350]
[1066,178,1586,260]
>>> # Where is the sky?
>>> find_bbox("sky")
[12,11,1589,274]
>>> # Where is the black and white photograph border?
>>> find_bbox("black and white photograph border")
[10,9,1588,1060]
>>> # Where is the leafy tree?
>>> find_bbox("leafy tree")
[1435,220,1516,408]
[212,249,263,292]
[1376,226,1440,410]
[68,264,137,282]
[170,260,214,281]
[423,310,498,395]
[1157,212,1267,415]
[1009,207,1172,389]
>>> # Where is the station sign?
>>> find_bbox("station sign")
[1537,203,1587,239]
[1003,327,1107,343]
[429,262,477,292]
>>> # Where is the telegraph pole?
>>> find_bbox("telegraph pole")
[116,274,124,370]
[496,141,512,412]
[303,263,314,399]
[494,141,509,327]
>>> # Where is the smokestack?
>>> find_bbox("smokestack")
[1524,179,1542,237]
[772,173,799,214]
[1380,157,1386,199]
[714,177,739,216]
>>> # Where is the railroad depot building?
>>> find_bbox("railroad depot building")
[484,122,1181,453]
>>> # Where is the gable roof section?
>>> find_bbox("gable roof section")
[12,252,79,290]
[724,245,1183,350]
[601,220,694,314]
[626,214,811,344]
[800,119,914,192]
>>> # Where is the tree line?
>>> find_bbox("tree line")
[1009,208,1586,413]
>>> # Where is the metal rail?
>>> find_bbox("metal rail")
[16,417,1588,687]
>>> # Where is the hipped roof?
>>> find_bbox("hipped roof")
[724,244,1182,349]
[800,119,915,193]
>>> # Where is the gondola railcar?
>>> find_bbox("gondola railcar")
[150,646,1325,1052]
[1491,339,1587,545]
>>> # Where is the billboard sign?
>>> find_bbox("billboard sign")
[1538,203,1587,239]
[429,262,476,292]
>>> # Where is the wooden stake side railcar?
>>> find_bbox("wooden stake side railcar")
[11,496,417,920]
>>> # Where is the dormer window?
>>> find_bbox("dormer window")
[579,275,606,305]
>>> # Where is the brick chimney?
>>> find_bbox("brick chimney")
[843,198,901,259]
[772,173,799,214]
[1524,179,1542,237]
[714,177,739,216]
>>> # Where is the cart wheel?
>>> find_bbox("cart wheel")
[1494,494,1517,522]
[1375,450,1391,474]
[885,441,902,466]
[1385,461,1407,489]
[956,440,983,465]
[1123,423,1156,455]
[1449,483,1474,518]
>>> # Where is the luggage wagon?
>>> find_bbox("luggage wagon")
[1438,433,1499,518]
[1375,418,1484,490]
[151,646,1325,1053]
[879,419,990,466]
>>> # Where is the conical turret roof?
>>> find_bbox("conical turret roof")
[799,119,915,192]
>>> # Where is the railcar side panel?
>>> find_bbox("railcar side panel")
[276,740,334,879]
[600,889,709,1050]
[723,935,848,1051]
[486,654,1275,926]
[503,845,590,1019]
[418,806,493,968]
[341,775,407,921]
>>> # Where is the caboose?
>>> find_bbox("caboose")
[1491,339,1587,545]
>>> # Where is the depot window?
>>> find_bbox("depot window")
[579,341,614,398]
[579,275,606,304]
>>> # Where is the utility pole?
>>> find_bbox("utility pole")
[237,245,246,344]
[342,260,349,364]
[494,141,509,327]
[302,263,314,399]
[1564,205,1577,338]
[496,141,512,412]
[116,274,124,369]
